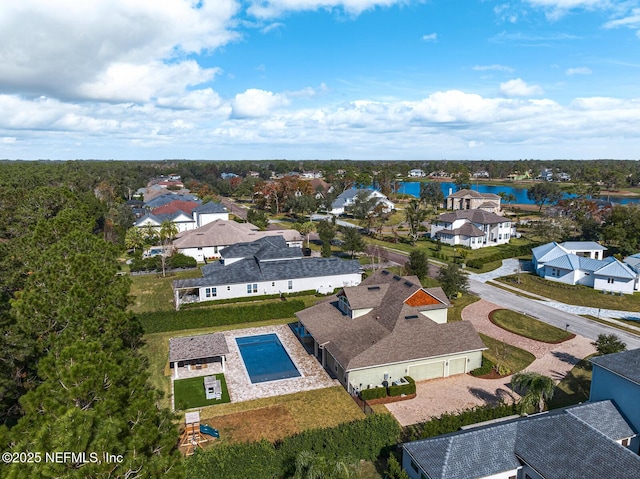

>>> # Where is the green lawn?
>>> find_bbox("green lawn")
[489,309,574,343]
[448,293,481,321]
[174,374,230,410]
[129,268,203,313]
[496,273,640,310]
[548,357,593,409]
[479,333,536,375]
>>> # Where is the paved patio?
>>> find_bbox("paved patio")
[385,299,596,426]
[171,324,338,408]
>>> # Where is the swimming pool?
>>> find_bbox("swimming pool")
[236,333,301,384]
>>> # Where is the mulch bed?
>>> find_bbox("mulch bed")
[364,393,417,405]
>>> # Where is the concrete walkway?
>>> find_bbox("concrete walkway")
[384,299,595,426]
[469,258,522,283]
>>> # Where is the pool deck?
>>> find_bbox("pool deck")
[172,324,338,406]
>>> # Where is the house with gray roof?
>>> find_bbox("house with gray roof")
[134,198,229,233]
[402,400,640,479]
[172,219,302,262]
[591,348,640,453]
[330,188,395,215]
[445,188,501,213]
[532,241,638,294]
[295,269,486,393]
[172,236,362,309]
[430,209,513,249]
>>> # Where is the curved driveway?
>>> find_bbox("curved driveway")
[384,299,595,426]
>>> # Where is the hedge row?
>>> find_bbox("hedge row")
[469,356,495,377]
[136,299,306,334]
[466,244,540,270]
[187,413,401,479]
[360,377,416,400]
[180,289,318,309]
[403,402,520,441]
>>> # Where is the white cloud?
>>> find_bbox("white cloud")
[0,0,239,101]
[473,64,515,73]
[422,33,437,42]
[566,67,592,75]
[524,0,609,19]
[231,89,290,118]
[603,7,640,31]
[500,78,544,97]
[247,0,408,19]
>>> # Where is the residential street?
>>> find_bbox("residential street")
[468,279,640,349]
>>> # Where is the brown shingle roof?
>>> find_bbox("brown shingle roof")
[169,333,229,362]
[296,270,484,371]
[437,209,507,225]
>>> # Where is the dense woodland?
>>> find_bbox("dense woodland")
[0,159,639,478]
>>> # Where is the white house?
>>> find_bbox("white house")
[408,169,426,178]
[445,189,501,213]
[172,219,302,262]
[172,236,362,309]
[134,200,229,233]
[532,242,638,294]
[430,210,513,249]
[296,270,485,394]
[330,188,395,215]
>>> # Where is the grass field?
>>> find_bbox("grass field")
[548,357,593,409]
[174,374,230,410]
[196,386,365,444]
[448,294,481,321]
[479,333,536,375]
[489,309,574,343]
[496,273,640,310]
[129,268,203,313]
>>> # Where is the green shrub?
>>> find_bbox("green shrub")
[470,356,495,377]
[167,252,197,269]
[360,386,387,401]
[388,376,416,396]
[137,299,306,334]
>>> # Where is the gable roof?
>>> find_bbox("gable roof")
[446,188,500,200]
[532,242,567,263]
[560,241,607,252]
[403,400,640,479]
[436,209,508,225]
[173,256,361,290]
[145,193,200,209]
[218,236,299,261]
[594,257,637,279]
[172,220,301,249]
[296,270,483,372]
[590,348,640,385]
[152,200,200,216]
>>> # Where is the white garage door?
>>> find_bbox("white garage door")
[449,358,467,376]
[408,361,444,381]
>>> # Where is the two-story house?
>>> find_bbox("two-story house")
[430,210,512,249]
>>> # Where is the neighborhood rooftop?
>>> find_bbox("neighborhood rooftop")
[590,348,640,385]
[169,333,229,363]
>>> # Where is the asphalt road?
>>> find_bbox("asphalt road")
[469,279,640,349]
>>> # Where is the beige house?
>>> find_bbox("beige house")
[446,188,501,213]
[295,270,485,394]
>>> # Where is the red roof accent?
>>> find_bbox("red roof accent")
[404,289,441,307]
[152,200,200,215]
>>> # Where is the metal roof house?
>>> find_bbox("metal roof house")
[172,236,362,309]
[532,242,638,294]
[295,269,486,394]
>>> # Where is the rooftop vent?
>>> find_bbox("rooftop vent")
[393,275,402,281]
[381,270,390,275]
[367,286,381,291]
[404,281,414,287]
[405,315,419,320]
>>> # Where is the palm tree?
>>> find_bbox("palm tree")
[124,227,145,253]
[404,199,427,245]
[511,371,555,413]
[159,221,178,277]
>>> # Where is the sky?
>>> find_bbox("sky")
[1,0,640,161]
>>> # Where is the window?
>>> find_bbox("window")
[288,280,293,290]
[227,286,230,291]
[272,282,275,287]
[247,283,258,294]
[410,460,418,473]
[608,278,615,284]
[205,287,217,298]
[622,438,630,447]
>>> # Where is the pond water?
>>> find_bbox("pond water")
[397,181,639,205]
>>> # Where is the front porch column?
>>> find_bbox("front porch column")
[173,361,178,379]
[221,355,225,372]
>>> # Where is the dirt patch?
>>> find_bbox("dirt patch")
[202,405,298,443]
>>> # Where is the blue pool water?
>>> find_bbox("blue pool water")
[236,334,301,383]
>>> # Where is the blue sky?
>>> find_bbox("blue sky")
[1,0,640,160]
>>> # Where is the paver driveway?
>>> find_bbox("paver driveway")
[385,299,596,426]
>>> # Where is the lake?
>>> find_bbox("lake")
[397,181,639,205]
